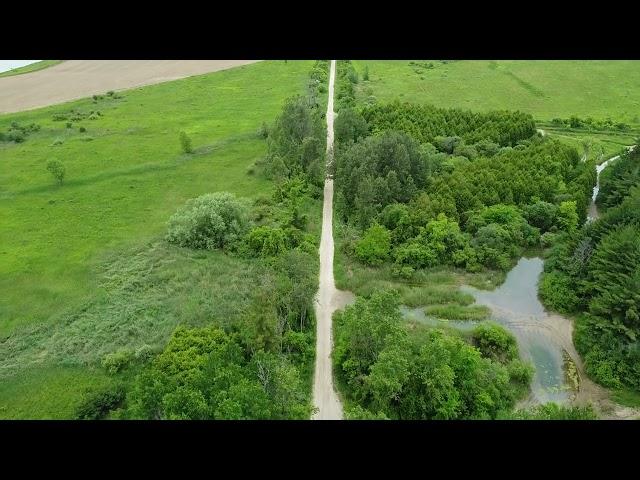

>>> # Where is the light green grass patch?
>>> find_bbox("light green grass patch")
[352,60,640,124]
[0,366,112,419]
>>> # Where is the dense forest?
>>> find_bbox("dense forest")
[75,61,330,420]
[541,146,640,391]
[334,100,594,276]
[330,61,604,418]
[361,101,537,147]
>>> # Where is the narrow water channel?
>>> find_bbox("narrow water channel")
[587,155,620,221]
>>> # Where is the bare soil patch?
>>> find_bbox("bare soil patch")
[0,60,260,114]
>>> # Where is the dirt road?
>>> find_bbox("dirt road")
[311,60,355,420]
[0,60,260,114]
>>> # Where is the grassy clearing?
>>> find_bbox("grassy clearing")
[0,60,316,418]
[535,124,636,162]
[0,60,63,78]
[352,60,640,124]
[0,60,313,337]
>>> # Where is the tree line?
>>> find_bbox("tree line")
[333,104,594,275]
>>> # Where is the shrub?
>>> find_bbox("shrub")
[453,143,478,160]
[258,122,269,139]
[472,322,518,363]
[394,242,438,269]
[363,65,369,81]
[66,122,73,129]
[179,131,193,153]
[507,359,535,385]
[79,126,86,133]
[102,349,134,374]
[538,271,579,313]
[282,330,313,363]
[134,344,156,362]
[7,131,25,143]
[524,201,558,232]
[165,192,250,250]
[334,108,368,145]
[392,264,415,279]
[540,231,558,248]
[75,384,126,420]
[107,90,115,96]
[434,136,462,154]
[355,223,391,265]
[557,200,578,233]
[345,404,388,420]
[247,226,288,257]
[46,159,66,185]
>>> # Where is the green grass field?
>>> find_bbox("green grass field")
[351,60,640,163]
[0,60,312,337]
[352,60,640,123]
[0,60,63,78]
[0,366,114,419]
[0,60,315,418]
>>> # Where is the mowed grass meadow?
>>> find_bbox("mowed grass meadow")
[0,60,315,418]
[353,60,640,122]
[352,60,640,157]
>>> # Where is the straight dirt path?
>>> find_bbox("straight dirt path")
[0,60,260,114]
[311,60,354,420]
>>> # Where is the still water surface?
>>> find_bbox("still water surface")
[402,257,572,404]
[462,257,571,403]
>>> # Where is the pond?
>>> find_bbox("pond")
[401,257,574,404]
[461,257,572,404]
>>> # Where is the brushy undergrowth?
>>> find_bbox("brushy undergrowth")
[0,242,271,379]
